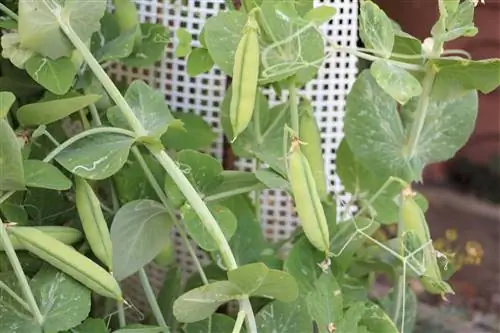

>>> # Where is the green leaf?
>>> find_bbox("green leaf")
[16,93,101,126]
[23,160,72,190]
[359,301,399,333]
[31,266,91,332]
[63,0,108,45]
[175,28,192,58]
[359,1,394,58]
[442,0,477,41]
[173,281,245,323]
[113,325,167,333]
[24,55,77,95]
[202,11,247,76]
[305,273,343,333]
[304,5,337,25]
[370,59,422,105]
[122,23,169,68]
[0,32,34,69]
[173,149,223,195]
[432,58,500,95]
[0,192,29,225]
[204,171,265,201]
[110,199,173,281]
[256,299,312,332]
[97,28,136,62]
[55,132,135,180]
[284,237,325,297]
[0,118,25,191]
[0,91,15,118]
[336,302,366,332]
[107,80,177,138]
[155,268,183,331]
[161,112,216,151]
[0,273,40,333]
[62,318,108,333]
[181,203,237,252]
[228,262,298,301]
[184,313,235,333]
[380,287,417,333]
[0,18,17,30]
[255,168,290,191]
[24,188,75,225]
[186,48,214,76]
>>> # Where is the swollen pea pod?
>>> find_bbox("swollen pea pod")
[75,176,113,270]
[298,97,328,200]
[112,0,142,47]
[7,227,123,300]
[229,10,260,139]
[0,226,82,251]
[399,189,454,296]
[287,138,330,253]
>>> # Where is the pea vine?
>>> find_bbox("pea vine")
[0,1,498,333]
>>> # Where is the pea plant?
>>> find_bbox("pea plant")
[0,0,499,332]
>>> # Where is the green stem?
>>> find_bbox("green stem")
[0,220,43,325]
[0,191,14,205]
[130,147,209,285]
[288,80,299,134]
[0,3,18,20]
[232,311,246,333]
[42,130,61,147]
[138,268,168,330]
[117,301,126,328]
[42,127,135,163]
[392,190,406,325]
[79,109,90,130]
[88,103,103,127]
[406,65,436,159]
[0,279,32,313]
[240,298,257,333]
[253,160,261,218]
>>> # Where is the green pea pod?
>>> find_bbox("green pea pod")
[0,226,82,251]
[229,11,260,139]
[8,227,123,300]
[399,190,454,296]
[287,139,330,253]
[298,98,328,200]
[113,0,142,47]
[75,176,113,270]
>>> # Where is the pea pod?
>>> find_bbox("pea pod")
[298,98,328,200]
[75,176,113,270]
[112,0,142,47]
[8,227,123,300]
[0,226,82,251]
[229,11,260,139]
[287,138,330,253]
[399,189,454,296]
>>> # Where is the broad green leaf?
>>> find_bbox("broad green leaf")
[256,299,312,332]
[62,318,107,333]
[63,0,107,45]
[0,91,15,118]
[344,70,409,179]
[304,5,337,25]
[186,48,214,76]
[359,1,394,58]
[175,28,192,58]
[122,23,169,68]
[255,168,290,191]
[0,273,40,333]
[0,118,25,190]
[305,273,343,333]
[380,287,417,333]
[442,0,477,41]
[284,237,325,297]
[17,93,101,126]
[184,313,235,333]
[0,60,45,98]
[0,192,29,225]
[23,160,72,190]
[336,302,366,332]
[111,199,173,281]
[370,59,422,105]
[0,32,34,69]
[173,281,245,323]
[155,268,182,331]
[202,11,247,76]
[24,188,76,225]
[181,203,237,252]
[432,58,500,95]
[97,28,136,62]
[113,325,167,333]
[55,132,134,180]
[161,112,216,151]
[31,266,91,332]
[0,18,17,30]
[359,301,399,333]
[24,55,77,95]
[18,0,72,59]
[107,80,177,138]
[228,262,298,301]
[204,171,265,201]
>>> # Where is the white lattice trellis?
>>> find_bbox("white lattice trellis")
[106,0,359,321]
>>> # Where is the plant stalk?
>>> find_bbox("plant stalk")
[0,220,44,325]
[138,268,168,330]
[288,80,299,134]
[232,311,246,333]
[0,279,32,313]
[0,3,18,20]
[117,301,126,328]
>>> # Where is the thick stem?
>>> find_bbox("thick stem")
[232,311,246,333]
[138,268,168,330]
[240,298,258,333]
[117,301,126,328]
[0,221,43,324]
[0,3,18,20]
[288,80,299,134]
